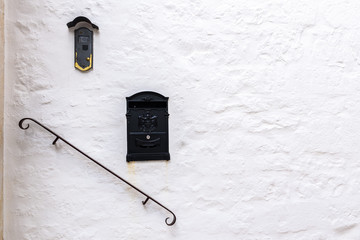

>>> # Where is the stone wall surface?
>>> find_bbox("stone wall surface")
[4,0,360,239]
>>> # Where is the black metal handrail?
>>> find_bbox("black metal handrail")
[18,118,176,226]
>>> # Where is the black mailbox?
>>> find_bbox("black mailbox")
[126,91,170,162]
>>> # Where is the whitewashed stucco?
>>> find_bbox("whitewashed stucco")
[4,0,360,239]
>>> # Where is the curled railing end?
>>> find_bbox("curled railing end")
[19,118,32,130]
[165,213,176,226]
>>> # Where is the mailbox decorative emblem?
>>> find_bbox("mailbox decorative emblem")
[138,111,158,132]
[126,91,170,161]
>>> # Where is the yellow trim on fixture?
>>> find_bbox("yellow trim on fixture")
[75,52,92,71]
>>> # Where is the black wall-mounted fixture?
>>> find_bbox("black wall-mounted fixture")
[126,91,170,162]
[67,16,99,72]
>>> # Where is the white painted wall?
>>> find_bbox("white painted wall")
[4,0,360,239]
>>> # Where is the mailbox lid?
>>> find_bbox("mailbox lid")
[126,91,169,109]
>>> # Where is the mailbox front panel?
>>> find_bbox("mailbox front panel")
[126,91,170,161]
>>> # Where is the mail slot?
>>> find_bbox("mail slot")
[126,91,170,161]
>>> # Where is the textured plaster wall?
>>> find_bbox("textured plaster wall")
[0,0,4,237]
[4,0,360,239]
